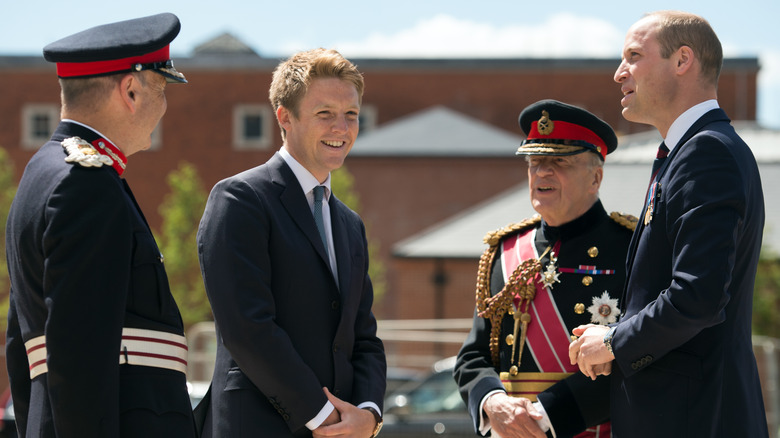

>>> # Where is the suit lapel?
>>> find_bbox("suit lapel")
[330,197,352,296]
[269,154,332,267]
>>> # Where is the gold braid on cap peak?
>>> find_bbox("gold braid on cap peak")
[610,211,639,231]
[476,216,542,366]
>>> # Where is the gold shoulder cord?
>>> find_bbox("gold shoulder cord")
[610,211,638,231]
[475,216,542,367]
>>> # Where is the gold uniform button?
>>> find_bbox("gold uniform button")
[588,246,599,258]
[574,303,585,314]
[582,275,593,286]
[506,334,514,346]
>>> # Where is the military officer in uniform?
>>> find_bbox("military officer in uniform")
[454,100,636,438]
[5,13,194,438]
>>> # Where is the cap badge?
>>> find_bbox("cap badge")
[62,137,113,168]
[537,110,554,136]
[586,291,620,325]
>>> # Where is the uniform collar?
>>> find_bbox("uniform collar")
[61,119,127,176]
[541,200,605,242]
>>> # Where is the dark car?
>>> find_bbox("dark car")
[381,356,473,437]
[0,388,15,438]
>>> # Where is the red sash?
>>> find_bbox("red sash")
[500,229,575,373]
[501,229,611,437]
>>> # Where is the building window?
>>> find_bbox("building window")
[358,104,377,136]
[22,104,60,149]
[233,104,272,150]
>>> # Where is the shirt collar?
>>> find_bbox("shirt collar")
[279,146,331,199]
[664,99,719,152]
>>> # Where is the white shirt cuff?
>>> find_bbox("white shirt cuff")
[306,401,335,430]
[356,401,382,417]
[533,401,556,437]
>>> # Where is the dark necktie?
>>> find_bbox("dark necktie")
[313,185,329,256]
[644,142,669,204]
[650,142,669,182]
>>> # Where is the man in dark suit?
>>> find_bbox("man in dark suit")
[454,100,635,438]
[197,48,386,438]
[5,13,194,438]
[570,11,768,437]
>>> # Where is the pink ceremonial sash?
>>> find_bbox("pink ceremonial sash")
[500,229,576,373]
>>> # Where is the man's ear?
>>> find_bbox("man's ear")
[675,46,695,76]
[592,165,604,193]
[119,73,138,113]
[277,106,292,130]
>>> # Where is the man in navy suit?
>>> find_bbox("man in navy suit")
[5,13,194,438]
[569,11,768,437]
[197,48,386,438]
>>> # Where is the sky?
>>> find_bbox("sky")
[2,0,779,128]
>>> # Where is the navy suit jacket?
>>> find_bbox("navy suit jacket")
[5,122,194,438]
[197,152,386,437]
[611,109,768,437]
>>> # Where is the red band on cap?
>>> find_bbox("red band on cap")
[529,120,608,160]
[56,46,170,78]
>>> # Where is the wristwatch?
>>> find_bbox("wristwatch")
[603,326,617,356]
[363,406,383,437]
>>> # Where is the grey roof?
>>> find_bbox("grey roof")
[192,32,258,56]
[395,121,780,258]
[351,105,523,157]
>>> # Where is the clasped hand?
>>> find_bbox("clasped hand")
[568,324,614,380]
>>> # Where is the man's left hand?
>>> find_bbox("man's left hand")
[312,387,376,437]
[569,324,615,380]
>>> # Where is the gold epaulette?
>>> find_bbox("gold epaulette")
[482,215,542,247]
[610,211,639,231]
[475,216,542,366]
[477,215,541,311]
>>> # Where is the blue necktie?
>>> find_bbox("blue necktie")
[313,185,328,256]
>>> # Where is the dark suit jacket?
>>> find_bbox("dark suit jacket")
[197,152,386,437]
[5,122,195,438]
[611,109,768,437]
[455,201,633,437]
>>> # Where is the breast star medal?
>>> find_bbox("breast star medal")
[587,291,620,325]
[541,253,560,289]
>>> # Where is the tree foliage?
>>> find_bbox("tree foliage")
[0,147,16,331]
[157,161,211,329]
[332,165,386,301]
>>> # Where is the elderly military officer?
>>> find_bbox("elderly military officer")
[454,100,636,438]
[5,13,194,438]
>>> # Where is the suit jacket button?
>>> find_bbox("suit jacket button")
[334,389,341,396]
[333,345,339,353]
[331,300,339,310]
[283,414,290,421]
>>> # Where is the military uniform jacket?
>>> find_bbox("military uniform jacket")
[455,201,634,437]
[611,109,768,437]
[196,152,386,437]
[5,122,195,438]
